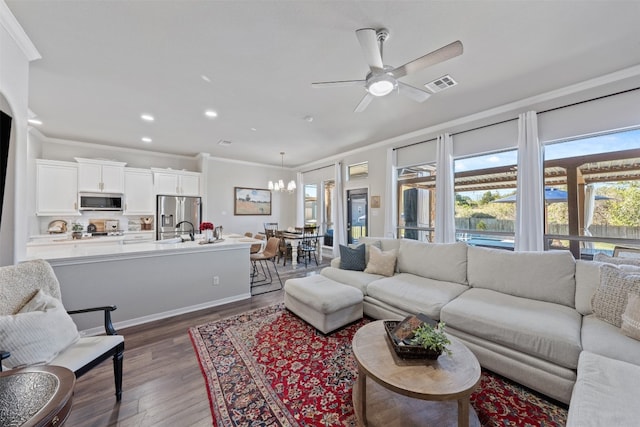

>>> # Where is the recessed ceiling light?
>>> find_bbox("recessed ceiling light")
[27,119,43,125]
[201,75,211,83]
[141,114,154,122]
[250,127,257,132]
[205,110,218,118]
[304,115,314,122]
[141,137,152,143]
[218,140,232,146]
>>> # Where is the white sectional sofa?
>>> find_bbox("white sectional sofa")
[320,237,640,421]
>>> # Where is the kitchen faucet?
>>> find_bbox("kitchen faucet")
[175,221,195,241]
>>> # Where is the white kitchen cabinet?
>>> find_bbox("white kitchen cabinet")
[36,159,80,216]
[124,168,154,215]
[152,169,200,196]
[75,157,126,193]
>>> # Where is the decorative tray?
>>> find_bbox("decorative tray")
[383,320,441,360]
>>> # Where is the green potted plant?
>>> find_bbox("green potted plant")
[410,321,452,357]
[71,223,83,240]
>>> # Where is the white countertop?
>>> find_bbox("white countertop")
[23,234,261,263]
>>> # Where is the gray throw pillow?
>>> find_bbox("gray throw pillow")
[340,244,366,271]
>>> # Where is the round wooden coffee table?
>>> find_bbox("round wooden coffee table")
[352,320,481,427]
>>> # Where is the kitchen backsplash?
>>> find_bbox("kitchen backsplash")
[36,212,154,236]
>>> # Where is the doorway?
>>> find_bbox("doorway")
[347,188,368,244]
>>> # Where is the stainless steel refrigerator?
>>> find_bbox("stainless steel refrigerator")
[156,195,202,240]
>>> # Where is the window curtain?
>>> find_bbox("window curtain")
[332,162,346,258]
[515,111,544,251]
[583,184,596,249]
[384,148,398,238]
[296,172,304,227]
[435,133,455,243]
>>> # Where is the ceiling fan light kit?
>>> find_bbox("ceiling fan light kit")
[366,73,397,97]
[312,27,463,112]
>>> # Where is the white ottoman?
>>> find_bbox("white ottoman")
[284,275,363,334]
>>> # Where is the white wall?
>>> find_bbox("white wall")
[0,4,39,265]
[204,156,296,235]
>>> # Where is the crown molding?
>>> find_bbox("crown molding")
[0,1,40,61]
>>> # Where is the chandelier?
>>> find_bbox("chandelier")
[268,152,296,193]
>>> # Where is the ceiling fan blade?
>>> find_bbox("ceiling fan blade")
[391,40,463,79]
[398,82,432,103]
[356,28,384,71]
[311,80,365,88]
[354,93,374,113]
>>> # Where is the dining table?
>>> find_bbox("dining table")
[260,229,322,267]
[284,230,323,267]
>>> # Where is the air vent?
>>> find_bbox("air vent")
[424,75,458,93]
[218,140,232,146]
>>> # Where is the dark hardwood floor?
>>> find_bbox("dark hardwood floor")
[65,289,285,427]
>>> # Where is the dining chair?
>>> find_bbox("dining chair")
[264,223,278,239]
[276,230,293,266]
[250,237,282,291]
[297,225,319,267]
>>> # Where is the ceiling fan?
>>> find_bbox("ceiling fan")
[312,28,463,112]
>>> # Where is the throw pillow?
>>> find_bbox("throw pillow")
[364,245,397,277]
[591,265,640,327]
[622,293,640,341]
[0,290,80,369]
[594,253,640,267]
[349,240,382,264]
[340,244,366,271]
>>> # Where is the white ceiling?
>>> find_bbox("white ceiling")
[6,1,640,168]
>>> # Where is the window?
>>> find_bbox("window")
[454,149,518,250]
[397,164,436,242]
[304,184,317,226]
[543,128,640,258]
[348,162,368,180]
[322,180,334,246]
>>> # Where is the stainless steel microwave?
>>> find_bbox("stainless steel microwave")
[78,193,123,211]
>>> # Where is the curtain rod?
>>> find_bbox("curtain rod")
[394,86,640,150]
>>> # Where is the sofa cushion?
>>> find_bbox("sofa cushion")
[567,351,640,427]
[364,246,397,277]
[0,290,80,368]
[365,273,469,320]
[320,266,382,294]
[621,293,640,341]
[397,240,468,284]
[339,244,366,271]
[467,246,576,307]
[441,288,582,369]
[581,314,640,366]
[591,265,640,327]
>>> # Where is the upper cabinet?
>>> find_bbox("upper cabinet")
[36,159,79,216]
[124,168,154,215]
[152,168,201,196]
[75,157,126,193]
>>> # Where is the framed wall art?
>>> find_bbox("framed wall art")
[234,187,272,215]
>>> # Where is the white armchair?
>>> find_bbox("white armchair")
[0,259,124,401]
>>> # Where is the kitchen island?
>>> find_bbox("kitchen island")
[23,235,259,333]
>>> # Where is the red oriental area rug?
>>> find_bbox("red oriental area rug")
[189,304,567,427]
